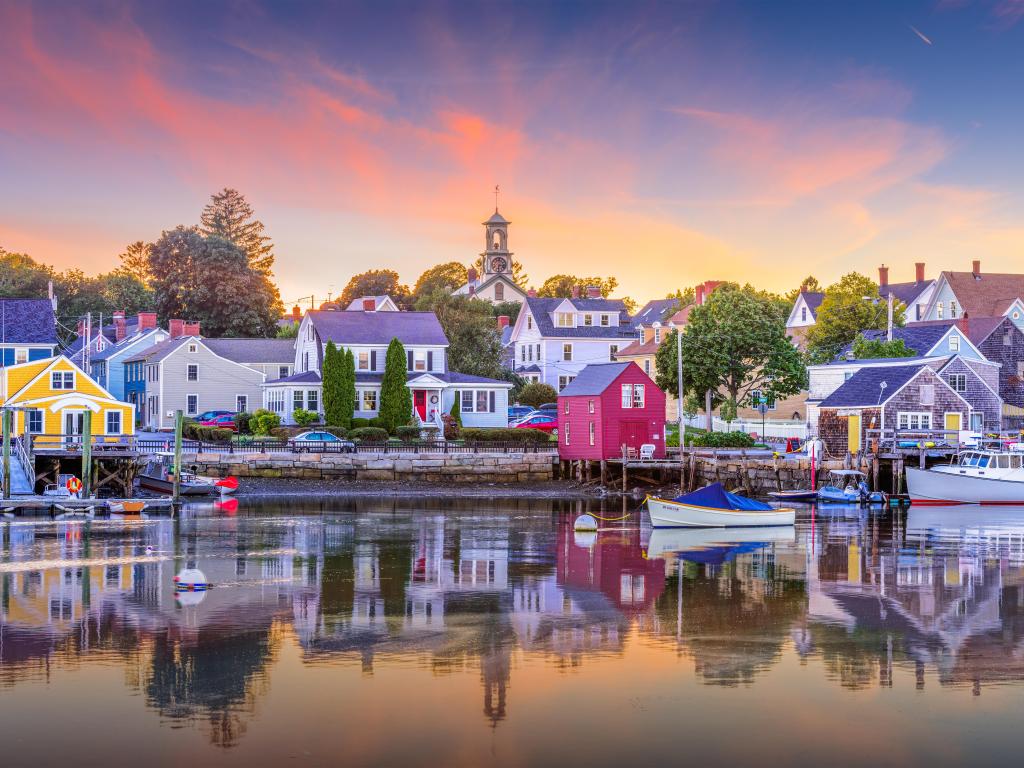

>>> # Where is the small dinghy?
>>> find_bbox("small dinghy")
[768,489,819,502]
[646,483,796,528]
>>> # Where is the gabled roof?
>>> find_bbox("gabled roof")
[632,299,678,326]
[91,327,165,361]
[819,365,926,408]
[307,309,448,346]
[0,299,58,346]
[202,338,295,364]
[615,339,659,357]
[559,362,634,396]
[941,271,1024,317]
[803,292,825,315]
[124,336,191,364]
[856,325,954,356]
[522,297,633,339]
[345,295,398,311]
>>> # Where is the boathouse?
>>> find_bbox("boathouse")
[557,361,666,461]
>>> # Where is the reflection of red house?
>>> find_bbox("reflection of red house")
[556,520,666,617]
[557,362,667,461]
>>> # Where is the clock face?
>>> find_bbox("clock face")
[490,256,508,273]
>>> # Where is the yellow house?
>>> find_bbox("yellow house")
[1,355,134,440]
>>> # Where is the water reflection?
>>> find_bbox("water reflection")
[4,499,1024,758]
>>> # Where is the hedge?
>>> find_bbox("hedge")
[689,430,755,448]
[460,427,551,444]
[349,427,389,442]
[351,417,386,430]
[183,422,233,443]
[323,425,348,438]
[395,425,423,441]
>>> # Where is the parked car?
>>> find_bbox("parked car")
[537,403,558,411]
[196,410,233,422]
[199,414,238,432]
[515,413,558,435]
[292,431,356,453]
[508,405,534,423]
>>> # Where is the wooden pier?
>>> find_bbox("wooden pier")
[0,496,176,517]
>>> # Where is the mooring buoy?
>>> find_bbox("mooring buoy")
[573,513,598,532]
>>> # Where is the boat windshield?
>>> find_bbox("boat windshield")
[958,452,1022,468]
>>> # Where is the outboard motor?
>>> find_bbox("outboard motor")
[857,480,870,502]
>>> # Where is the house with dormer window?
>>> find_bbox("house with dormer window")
[507,292,635,391]
[265,306,511,427]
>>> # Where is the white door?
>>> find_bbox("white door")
[64,411,85,446]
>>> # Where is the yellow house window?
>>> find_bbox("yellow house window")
[51,371,74,390]
[106,411,122,434]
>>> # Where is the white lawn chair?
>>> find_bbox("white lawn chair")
[639,443,655,461]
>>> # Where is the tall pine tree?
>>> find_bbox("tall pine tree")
[341,348,356,428]
[378,338,412,432]
[200,188,275,276]
[322,341,344,427]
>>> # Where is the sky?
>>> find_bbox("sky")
[2,0,1024,307]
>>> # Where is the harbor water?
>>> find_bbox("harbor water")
[3,497,1024,766]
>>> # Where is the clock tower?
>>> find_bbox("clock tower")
[482,209,512,276]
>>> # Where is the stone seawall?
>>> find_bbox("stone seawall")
[688,455,872,495]
[184,451,556,483]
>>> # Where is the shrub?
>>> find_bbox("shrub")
[183,422,233,443]
[689,430,755,448]
[421,425,440,441]
[442,413,460,440]
[235,411,252,434]
[250,408,281,436]
[270,426,304,441]
[449,397,462,428]
[323,425,348,438]
[351,417,371,429]
[460,427,551,444]
[517,382,558,409]
[349,427,389,443]
[292,408,318,428]
[396,425,422,441]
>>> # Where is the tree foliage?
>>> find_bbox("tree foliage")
[656,285,806,416]
[339,269,411,310]
[805,272,905,363]
[200,188,275,277]
[149,226,280,337]
[0,248,55,297]
[784,275,822,303]
[117,241,153,286]
[341,348,356,428]
[516,382,558,408]
[491,300,522,324]
[536,274,618,299]
[850,335,917,360]
[378,338,412,432]
[322,341,345,427]
[415,290,505,378]
[276,322,298,338]
[413,262,466,300]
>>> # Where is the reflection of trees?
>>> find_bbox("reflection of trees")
[377,538,413,635]
[320,550,355,621]
[654,561,806,686]
[144,625,279,748]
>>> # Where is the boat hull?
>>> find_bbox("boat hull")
[646,496,795,528]
[906,466,1024,505]
[768,490,818,502]
[138,474,216,496]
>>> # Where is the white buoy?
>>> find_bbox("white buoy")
[573,513,598,532]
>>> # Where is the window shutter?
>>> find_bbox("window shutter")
[489,391,495,412]
[427,351,434,371]
[370,350,377,370]
[407,350,413,370]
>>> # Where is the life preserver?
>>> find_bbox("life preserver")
[66,476,83,494]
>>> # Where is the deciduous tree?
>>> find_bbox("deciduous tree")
[415,290,504,378]
[537,274,618,299]
[851,335,917,359]
[413,262,466,299]
[339,269,411,310]
[516,382,558,409]
[805,272,905,363]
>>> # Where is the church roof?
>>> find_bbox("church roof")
[484,210,509,225]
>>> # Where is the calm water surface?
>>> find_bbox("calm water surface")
[3,497,1024,766]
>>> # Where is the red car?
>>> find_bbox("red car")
[515,413,558,435]
[200,413,238,432]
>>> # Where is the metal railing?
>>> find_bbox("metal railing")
[864,428,962,454]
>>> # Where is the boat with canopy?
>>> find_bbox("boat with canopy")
[645,483,796,528]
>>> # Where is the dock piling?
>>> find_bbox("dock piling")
[1,409,10,500]
[81,410,93,498]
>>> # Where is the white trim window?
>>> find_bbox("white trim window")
[562,343,572,361]
[278,365,290,379]
[589,421,595,446]
[937,302,944,319]
[564,423,570,445]
[27,409,44,434]
[947,374,966,393]
[461,390,496,413]
[266,389,286,414]
[186,394,198,416]
[51,371,74,390]
[633,383,645,409]
[236,395,248,412]
[600,314,610,327]
[897,412,932,431]
[293,390,305,412]
[622,383,633,408]
[188,343,198,353]
[558,375,575,391]
[527,315,533,331]
[307,390,319,412]
[588,399,595,414]
[15,348,28,364]
[654,328,661,344]
[555,312,574,328]
[361,390,378,412]
[949,335,960,352]
[950,301,958,319]
[106,410,122,435]
[609,344,618,361]
[583,314,593,326]
[358,352,369,371]
[187,364,198,381]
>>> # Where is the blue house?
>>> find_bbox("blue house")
[90,313,170,401]
[0,298,59,366]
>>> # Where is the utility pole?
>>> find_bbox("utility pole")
[81,410,92,498]
[172,409,184,502]
[676,328,684,448]
[887,292,894,342]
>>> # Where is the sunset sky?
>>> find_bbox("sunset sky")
[2,0,1024,305]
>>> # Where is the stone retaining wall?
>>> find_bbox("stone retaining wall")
[689,455,873,494]
[184,451,556,483]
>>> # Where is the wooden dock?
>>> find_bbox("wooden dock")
[0,496,176,518]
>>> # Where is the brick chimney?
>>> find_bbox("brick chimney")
[169,319,185,338]
[957,311,970,338]
[497,315,510,329]
[183,321,201,336]
[137,312,157,331]
[571,285,580,299]
[915,262,925,283]
[972,259,981,277]
[695,284,705,306]
[113,310,127,342]
[527,288,537,298]
[362,298,376,311]
[291,305,301,322]
[586,285,601,298]
[878,264,889,288]
[467,266,478,283]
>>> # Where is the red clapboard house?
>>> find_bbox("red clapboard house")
[557,362,667,460]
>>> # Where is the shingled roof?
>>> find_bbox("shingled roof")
[0,299,58,346]
[308,310,448,346]
[855,324,954,356]
[819,365,925,408]
[632,298,679,326]
[558,362,634,396]
[203,338,295,364]
[942,270,1024,317]
[523,297,633,339]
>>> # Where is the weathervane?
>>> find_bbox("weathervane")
[494,184,500,213]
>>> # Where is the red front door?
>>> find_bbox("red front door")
[414,390,427,420]
[619,421,645,454]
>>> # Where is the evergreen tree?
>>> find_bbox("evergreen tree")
[378,338,412,432]
[200,188,275,276]
[449,394,462,428]
[341,348,356,428]
[116,241,153,286]
[322,341,344,427]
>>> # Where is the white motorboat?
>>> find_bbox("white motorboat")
[907,448,1024,505]
[645,483,796,528]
